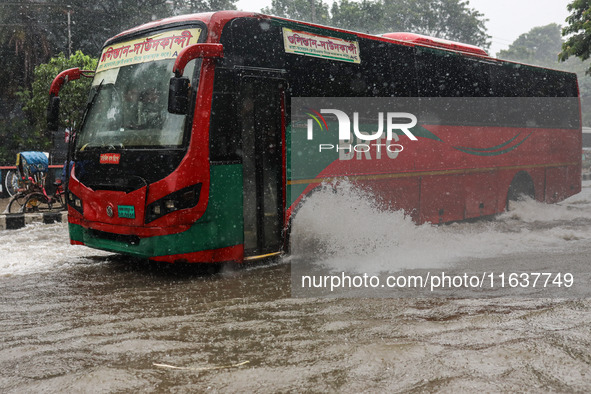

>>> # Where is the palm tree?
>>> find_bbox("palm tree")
[0,1,53,90]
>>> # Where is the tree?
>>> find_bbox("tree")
[16,51,98,151]
[0,117,35,165]
[330,0,384,33]
[380,0,490,48]
[262,0,489,49]
[0,1,60,95]
[503,23,591,126]
[54,0,172,56]
[0,1,66,163]
[498,23,563,66]
[262,0,331,24]
[55,0,239,56]
[560,0,591,74]
[170,0,237,14]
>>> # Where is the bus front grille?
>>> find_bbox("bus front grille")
[88,229,141,246]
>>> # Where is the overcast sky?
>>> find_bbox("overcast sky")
[234,0,573,57]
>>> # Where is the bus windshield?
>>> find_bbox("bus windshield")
[76,59,196,150]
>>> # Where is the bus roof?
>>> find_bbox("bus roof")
[381,32,489,57]
[105,11,257,46]
[104,10,573,77]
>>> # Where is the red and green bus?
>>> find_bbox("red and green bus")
[48,11,581,264]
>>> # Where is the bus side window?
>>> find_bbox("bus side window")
[210,91,241,162]
[416,48,491,97]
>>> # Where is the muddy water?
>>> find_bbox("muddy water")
[2,183,591,392]
[1,253,591,392]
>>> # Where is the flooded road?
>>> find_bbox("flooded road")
[2,183,591,392]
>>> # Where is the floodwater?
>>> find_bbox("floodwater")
[1,183,591,392]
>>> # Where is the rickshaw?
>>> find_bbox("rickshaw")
[3,151,65,214]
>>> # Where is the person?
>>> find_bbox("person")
[138,87,165,128]
[122,86,165,129]
[123,87,141,129]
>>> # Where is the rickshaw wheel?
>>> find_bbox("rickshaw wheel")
[3,170,19,197]
[5,193,27,214]
[47,193,66,211]
[22,193,48,213]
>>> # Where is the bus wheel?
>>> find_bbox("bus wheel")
[506,171,535,211]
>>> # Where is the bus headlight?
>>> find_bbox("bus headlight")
[145,183,202,223]
[68,191,83,215]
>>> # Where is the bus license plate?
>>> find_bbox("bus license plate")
[118,205,135,219]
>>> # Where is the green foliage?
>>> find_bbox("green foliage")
[56,0,239,55]
[380,0,490,48]
[262,0,490,49]
[0,118,36,164]
[262,0,331,25]
[172,0,238,14]
[330,0,383,33]
[55,0,175,56]
[498,24,563,66]
[500,23,591,126]
[560,0,591,73]
[17,51,98,150]
[0,1,56,93]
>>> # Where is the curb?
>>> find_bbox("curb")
[0,211,68,231]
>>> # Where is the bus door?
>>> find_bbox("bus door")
[239,74,286,258]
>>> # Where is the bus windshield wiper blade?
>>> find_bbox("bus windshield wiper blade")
[76,80,105,154]
[80,79,105,126]
[87,80,105,109]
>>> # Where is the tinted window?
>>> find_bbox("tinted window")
[416,47,492,97]
[491,62,578,97]
[221,18,417,98]
[285,37,416,97]
[209,69,241,162]
[221,19,285,69]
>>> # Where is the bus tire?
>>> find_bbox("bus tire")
[506,171,535,211]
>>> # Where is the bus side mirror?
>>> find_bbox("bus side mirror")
[47,95,61,132]
[168,76,190,115]
[46,68,94,132]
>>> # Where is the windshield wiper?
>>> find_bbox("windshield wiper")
[92,79,105,101]
[83,80,104,116]
[79,80,105,130]
[75,80,105,155]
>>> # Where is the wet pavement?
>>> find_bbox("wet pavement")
[1,250,591,392]
[0,198,9,213]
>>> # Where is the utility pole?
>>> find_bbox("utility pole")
[67,6,72,57]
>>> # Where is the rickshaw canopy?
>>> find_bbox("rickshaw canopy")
[16,151,48,174]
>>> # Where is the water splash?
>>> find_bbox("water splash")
[291,181,591,274]
[0,222,112,276]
